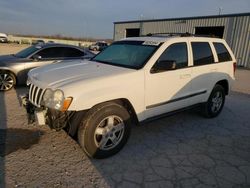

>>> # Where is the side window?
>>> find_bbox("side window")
[36,47,64,59]
[62,47,85,57]
[213,42,232,62]
[152,42,188,72]
[36,48,53,59]
[191,42,214,66]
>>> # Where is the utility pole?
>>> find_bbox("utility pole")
[219,7,223,15]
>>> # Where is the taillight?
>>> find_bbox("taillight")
[233,62,237,75]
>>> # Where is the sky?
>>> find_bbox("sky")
[0,0,249,39]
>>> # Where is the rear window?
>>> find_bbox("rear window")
[192,42,214,66]
[213,42,232,62]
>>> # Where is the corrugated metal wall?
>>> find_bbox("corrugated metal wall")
[114,15,250,68]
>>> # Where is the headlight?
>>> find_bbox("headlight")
[42,89,72,111]
[53,90,64,110]
[43,89,53,102]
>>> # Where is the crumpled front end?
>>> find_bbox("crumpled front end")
[21,83,74,131]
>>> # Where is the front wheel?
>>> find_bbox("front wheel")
[78,102,131,159]
[202,85,225,118]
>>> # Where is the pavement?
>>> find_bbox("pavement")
[232,68,250,94]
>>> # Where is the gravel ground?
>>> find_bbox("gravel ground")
[0,44,250,187]
[0,44,29,55]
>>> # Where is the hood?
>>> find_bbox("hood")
[29,60,134,88]
[0,54,27,65]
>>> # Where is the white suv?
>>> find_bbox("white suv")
[24,34,236,158]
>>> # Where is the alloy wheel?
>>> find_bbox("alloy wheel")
[0,73,14,91]
[94,115,125,150]
[211,91,223,113]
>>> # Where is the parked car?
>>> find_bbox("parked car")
[32,40,45,45]
[0,43,94,91]
[89,41,108,51]
[23,34,236,158]
[0,33,8,43]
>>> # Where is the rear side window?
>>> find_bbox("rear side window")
[213,42,232,62]
[62,47,85,57]
[192,42,214,66]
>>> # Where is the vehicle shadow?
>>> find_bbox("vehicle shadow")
[0,128,43,157]
[0,89,6,186]
[88,109,204,187]
[88,104,243,187]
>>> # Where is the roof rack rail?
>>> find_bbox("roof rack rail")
[143,32,219,38]
[145,32,192,37]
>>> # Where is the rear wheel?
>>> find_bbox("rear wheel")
[202,85,225,118]
[0,71,16,91]
[78,102,131,159]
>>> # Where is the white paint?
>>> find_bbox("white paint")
[28,36,236,122]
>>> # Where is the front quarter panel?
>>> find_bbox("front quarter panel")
[64,70,146,121]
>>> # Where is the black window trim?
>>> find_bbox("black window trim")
[62,47,85,58]
[213,42,232,63]
[33,46,85,60]
[191,41,215,67]
[150,42,189,74]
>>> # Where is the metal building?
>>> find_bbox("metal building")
[114,12,250,68]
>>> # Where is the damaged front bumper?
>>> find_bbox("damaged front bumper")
[20,94,74,131]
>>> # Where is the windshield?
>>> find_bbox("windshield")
[15,46,40,58]
[92,41,161,69]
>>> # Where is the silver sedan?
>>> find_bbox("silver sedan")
[0,43,94,91]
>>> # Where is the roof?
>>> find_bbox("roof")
[0,33,7,38]
[114,12,250,24]
[36,43,84,50]
[122,37,169,43]
[121,34,225,43]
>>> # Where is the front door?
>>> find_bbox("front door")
[145,42,192,118]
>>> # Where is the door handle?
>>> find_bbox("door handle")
[210,68,217,72]
[180,74,191,79]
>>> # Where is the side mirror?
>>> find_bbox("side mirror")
[151,60,177,73]
[32,55,42,61]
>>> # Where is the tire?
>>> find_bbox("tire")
[202,84,225,118]
[0,71,16,91]
[78,102,131,159]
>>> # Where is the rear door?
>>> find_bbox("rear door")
[189,41,217,105]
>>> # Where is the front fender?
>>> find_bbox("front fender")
[66,72,146,121]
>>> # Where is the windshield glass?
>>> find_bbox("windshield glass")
[92,41,161,69]
[15,46,40,58]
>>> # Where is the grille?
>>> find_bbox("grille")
[28,84,45,107]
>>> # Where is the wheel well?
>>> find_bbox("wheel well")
[68,98,139,137]
[216,80,229,95]
[113,98,139,125]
